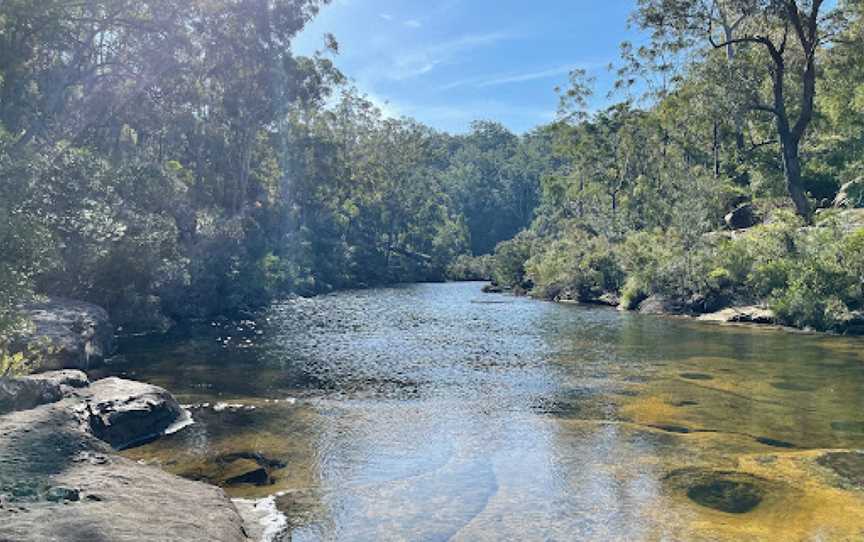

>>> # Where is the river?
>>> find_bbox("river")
[98,282,864,541]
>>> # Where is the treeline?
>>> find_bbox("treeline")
[481,0,864,333]
[0,0,553,334]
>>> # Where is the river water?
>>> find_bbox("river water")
[101,282,864,541]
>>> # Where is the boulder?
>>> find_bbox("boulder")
[837,310,864,336]
[79,377,190,450]
[596,292,621,307]
[638,295,686,315]
[14,298,115,372]
[725,203,760,230]
[834,178,864,209]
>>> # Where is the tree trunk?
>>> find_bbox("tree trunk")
[768,47,812,220]
[779,133,810,218]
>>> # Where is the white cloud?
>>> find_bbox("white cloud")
[404,19,422,28]
[386,32,512,81]
[379,13,394,21]
[436,63,600,92]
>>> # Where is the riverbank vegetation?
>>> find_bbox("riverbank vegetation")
[482,0,864,333]
[0,1,553,336]
[1,0,863,341]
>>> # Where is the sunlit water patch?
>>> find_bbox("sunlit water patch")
[99,282,864,541]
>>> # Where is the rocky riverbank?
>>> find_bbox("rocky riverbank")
[1,295,280,541]
[530,287,864,336]
[0,370,255,541]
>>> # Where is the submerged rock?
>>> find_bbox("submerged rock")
[687,479,763,514]
[679,372,713,381]
[665,468,768,514]
[223,459,272,486]
[755,437,796,449]
[816,451,864,489]
[13,298,115,372]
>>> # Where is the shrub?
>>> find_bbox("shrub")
[490,233,536,290]
[618,229,715,302]
[447,254,493,281]
[525,231,623,301]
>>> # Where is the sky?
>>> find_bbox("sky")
[293,1,644,134]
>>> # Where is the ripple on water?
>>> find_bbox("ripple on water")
[103,282,864,539]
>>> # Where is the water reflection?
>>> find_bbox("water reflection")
[102,283,864,540]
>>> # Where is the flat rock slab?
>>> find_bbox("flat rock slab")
[0,378,249,542]
[698,306,775,325]
[0,370,89,415]
[0,453,249,542]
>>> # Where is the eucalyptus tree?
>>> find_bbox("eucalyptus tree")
[635,0,853,218]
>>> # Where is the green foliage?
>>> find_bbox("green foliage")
[446,255,494,282]
[490,233,536,290]
[1,0,862,338]
[525,228,623,301]
[0,351,30,379]
[767,223,863,331]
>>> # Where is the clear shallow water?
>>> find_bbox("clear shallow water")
[100,282,864,541]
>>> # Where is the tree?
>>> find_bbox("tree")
[635,0,852,218]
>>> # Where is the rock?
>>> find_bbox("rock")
[45,486,80,502]
[13,298,115,372]
[698,306,775,325]
[833,178,864,209]
[725,203,760,230]
[638,295,686,315]
[0,454,249,542]
[664,468,769,515]
[222,459,271,486]
[836,310,864,336]
[0,380,248,542]
[816,451,864,489]
[79,377,189,450]
[0,370,89,414]
[596,292,620,307]
[233,496,288,542]
[481,284,504,293]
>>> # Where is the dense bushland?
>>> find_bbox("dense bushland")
[484,0,864,333]
[0,1,555,337]
[2,0,863,343]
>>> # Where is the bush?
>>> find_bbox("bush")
[769,223,862,331]
[446,254,493,281]
[618,229,715,303]
[525,230,623,301]
[490,233,536,290]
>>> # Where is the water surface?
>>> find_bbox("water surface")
[101,282,864,541]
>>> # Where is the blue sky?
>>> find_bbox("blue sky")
[293,1,644,134]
